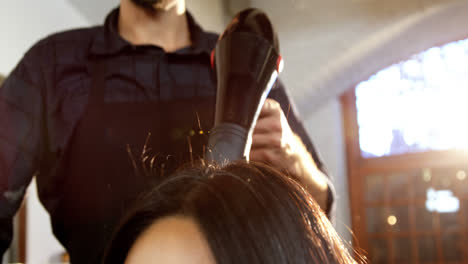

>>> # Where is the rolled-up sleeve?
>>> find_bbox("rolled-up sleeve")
[268,79,336,220]
[0,44,45,255]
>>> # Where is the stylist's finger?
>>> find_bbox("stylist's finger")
[250,148,279,164]
[253,115,282,134]
[251,132,282,149]
[258,99,282,118]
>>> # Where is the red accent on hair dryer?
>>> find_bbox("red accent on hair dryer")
[206,8,282,165]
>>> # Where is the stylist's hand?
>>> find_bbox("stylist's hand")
[250,99,329,210]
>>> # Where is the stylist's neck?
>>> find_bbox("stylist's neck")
[118,0,191,52]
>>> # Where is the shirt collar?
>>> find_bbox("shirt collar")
[89,7,215,56]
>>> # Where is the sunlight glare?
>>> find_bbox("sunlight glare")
[356,38,468,157]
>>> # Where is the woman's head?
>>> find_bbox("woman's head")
[103,162,356,264]
[124,215,216,263]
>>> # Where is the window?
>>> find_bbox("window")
[356,39,468,158]
[342,38,468,264]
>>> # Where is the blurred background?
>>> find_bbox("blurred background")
[1,0,468,263]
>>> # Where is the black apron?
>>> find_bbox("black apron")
[48,57,214,263]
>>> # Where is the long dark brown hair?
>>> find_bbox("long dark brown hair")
[103,161,358,264]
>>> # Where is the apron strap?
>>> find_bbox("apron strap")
[87,58,107,107]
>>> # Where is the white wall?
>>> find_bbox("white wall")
[186,0,227,33]
[0,1,90,75]
[26,179,67,264]
[66,0,120,25]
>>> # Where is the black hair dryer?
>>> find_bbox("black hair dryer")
[206,8,283,165]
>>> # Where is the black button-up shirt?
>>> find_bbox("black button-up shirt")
[0,7,331,255]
